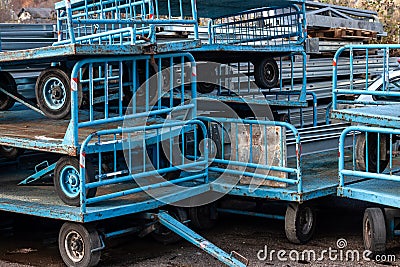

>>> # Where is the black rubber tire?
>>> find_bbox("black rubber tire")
[363,208,387,254]
[0,146,24,160]
[356,133,389,173]
[36,67,82,119]
[285,203,316,244]
[54,156,97,207]
[273,112,290,123]
[197,82,217,94]
[0,71,17,111]
[254,57,279,89]
[188,203,218,230]
[59,222,101,267]
[152,208,188,244]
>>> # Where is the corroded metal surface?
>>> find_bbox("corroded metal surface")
[0,40,201,65]
[0,109,121,156]
[0,166,209,222]
[210,150,352,202]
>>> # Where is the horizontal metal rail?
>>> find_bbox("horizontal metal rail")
[200,52,308,106]
[332,44,400,111]
[339,125,400,189]
[79,119,209,213]
[55,0,198,46]
[208,4,306,47]
[68,52,197,147]
[199,117,303,194]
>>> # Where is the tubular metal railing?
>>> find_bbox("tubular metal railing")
[55,0,199,45]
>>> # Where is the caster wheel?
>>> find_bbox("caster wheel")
[356,133,389,173]
[152,207,188,244]
[0,71,17,111]
[54,156,97,206]
[0,146,24,160]
[59,222,101,267]
[36,67,82,119]
[285,203,316,244]
[363,208,386,254]
[254,57,279,89]
[188,203,218,230]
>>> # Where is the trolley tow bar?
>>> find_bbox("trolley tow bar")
[18,161,56,185]
[157,211,248,267]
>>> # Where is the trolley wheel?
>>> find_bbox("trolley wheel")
[273,112,290,123]
[197,82,217,94]
[363,208,387,254]
[0,146,24,160]
[54,156,97,206]
[188,203,218,230]
[36,67,82,119]
[254,57,279,89]
[285,203,316,244]
[59,222,101,267]
[0,71,17,111]
[356,133,389,173]
[152,207,188,244]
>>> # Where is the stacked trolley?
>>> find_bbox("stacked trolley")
[0,0,252,266]
[331,44,400,254]
[181,0,357,245]
[189,0,310,113]
[1,0,394,265]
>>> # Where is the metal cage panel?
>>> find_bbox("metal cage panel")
[54,0,199,46]
[208,4,306,48]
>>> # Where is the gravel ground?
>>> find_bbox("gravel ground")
[0,197,398,267]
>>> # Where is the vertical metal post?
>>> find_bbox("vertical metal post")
[64,0,76,44]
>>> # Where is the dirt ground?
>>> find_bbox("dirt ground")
[0,197,398,267]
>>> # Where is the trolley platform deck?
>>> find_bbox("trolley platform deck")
[0,108,121,155]
[331,104,400,128]
[0,108,184,156]
[0,168,210,223]
[338,179,400,208]
[210,150,360,202]
[192,44,305,54]
[0,41,201,65]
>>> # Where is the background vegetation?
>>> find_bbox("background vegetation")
[321,0,400,43]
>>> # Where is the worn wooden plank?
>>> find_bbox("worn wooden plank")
[231,124,287,188]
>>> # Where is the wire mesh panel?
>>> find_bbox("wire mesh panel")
[54,0,199,45]
[208,4,306,47]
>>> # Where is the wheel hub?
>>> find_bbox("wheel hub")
[299,207,313,234]
[43,77,66,110]
[51,86,64,100]
[263,64,274,81]
[68,173,79,187]
[60,166,81,198]
[65,230,85,262]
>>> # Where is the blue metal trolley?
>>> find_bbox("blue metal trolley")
[332,44,400,254]
[0,51,248,266]
[190,0,309,108]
